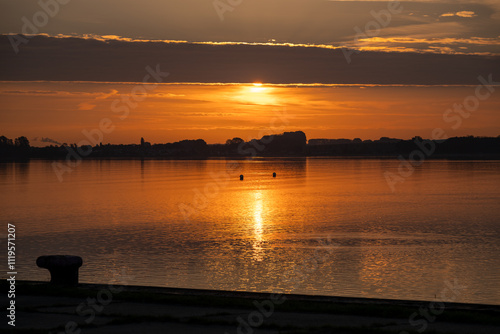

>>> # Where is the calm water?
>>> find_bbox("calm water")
[1,158,499,305]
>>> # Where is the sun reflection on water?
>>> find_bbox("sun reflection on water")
[252,191,265,261]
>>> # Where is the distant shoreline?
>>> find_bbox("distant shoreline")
[3,154,500,162]
[2,133,500,162]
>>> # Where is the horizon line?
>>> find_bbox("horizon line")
[2,80,497,88]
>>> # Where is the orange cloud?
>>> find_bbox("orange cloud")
[440,11,477,18]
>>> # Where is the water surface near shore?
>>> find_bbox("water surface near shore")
[1,158,499,305]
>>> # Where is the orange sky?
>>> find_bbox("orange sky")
[1,1,499,145]
[1,81,498,146]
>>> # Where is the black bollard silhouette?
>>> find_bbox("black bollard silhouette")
[240,175,244,181]
[37,255,83,286]
[273,172,276,178]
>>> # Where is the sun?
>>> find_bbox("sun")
[250,82,266,93]
[233,83,278,105]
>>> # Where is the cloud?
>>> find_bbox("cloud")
[37,137,62,145]
[440,11,477,18]
[95,89,119,100]
[1,90,54,95]
[348,36,500,55]
[155,93,186,98]
[77,102,97,110]
[0,34,498,85]
[1,0,498,48]
[0,89,101,96]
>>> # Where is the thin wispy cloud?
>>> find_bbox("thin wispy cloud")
[95,89,119,100]
[77,102,97,111]
[348,36,500,55]
[33,137,62,145]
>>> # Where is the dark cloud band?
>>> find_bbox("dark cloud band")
[0,34,498,85]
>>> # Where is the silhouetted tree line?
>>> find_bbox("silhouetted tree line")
[0,135,30,161]
[307,135,500,159]
[1,133,499,161]
[211,131,307,156]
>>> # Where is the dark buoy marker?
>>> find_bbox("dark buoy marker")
[240,175,244,181]
[273,172,276,178]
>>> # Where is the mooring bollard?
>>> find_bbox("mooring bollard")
[36,255,83,285]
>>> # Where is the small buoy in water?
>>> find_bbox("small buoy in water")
[240,175,244,181]
[273,172,276,178]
